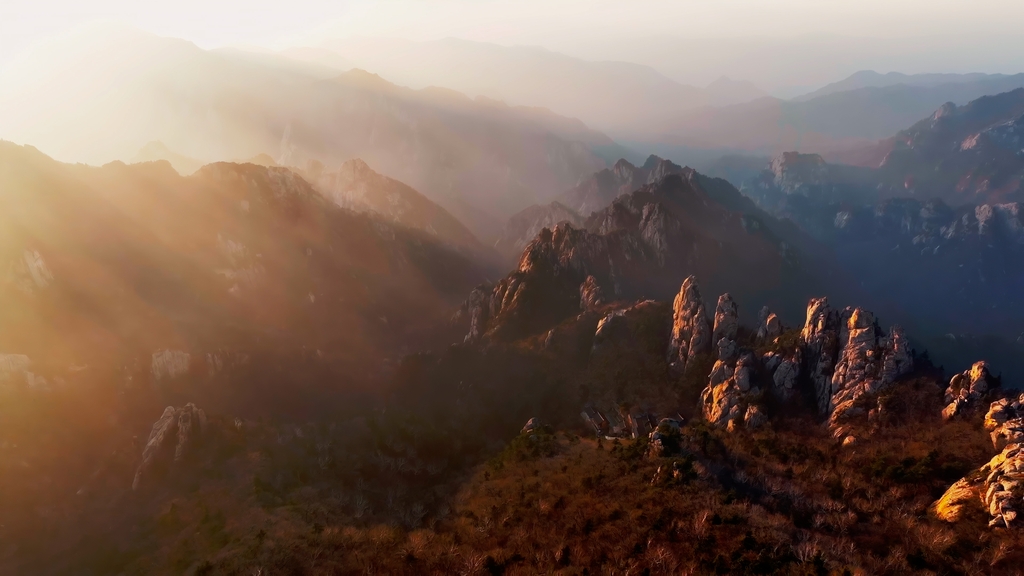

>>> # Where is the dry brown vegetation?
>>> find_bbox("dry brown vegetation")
[3,316,1021,575]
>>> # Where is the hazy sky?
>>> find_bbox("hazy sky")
[3,0,1024,89]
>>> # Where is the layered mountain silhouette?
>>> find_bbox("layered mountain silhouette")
[730,90,1024,346]
[0,25,615,241]
[638,75,1024,157]
[796,70,1024,101]
[0,142,493,413]
[293,38,766,135]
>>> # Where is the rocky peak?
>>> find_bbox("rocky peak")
[612,159,640,182]
[756,306,783,343]
[644,156,684,184]
[942,360,1000,420]
[460,222,647,341]
[559,156,685,215]
[712,293,739,347]
[799,298,914,442]
[801,297,842,413]
[132,403,208,490]
[667,276,711,373]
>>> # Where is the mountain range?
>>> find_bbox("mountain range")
[636,74,1024,159]
[0,25,618,241]
[0,141,493,415]
[730,90,1024,364]
[6,24,1024,575]
[287,37,768,135]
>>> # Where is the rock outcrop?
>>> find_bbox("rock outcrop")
[935,393,1024,528]
[702,351,763,431]
[986,394,1024,451]
[648,417,683,458]
[521,417,543,434]
[801,297,842,414]
[762,348,802,401]
[798,298,914,441]
[756,306,783,343]
[151,350,191,382]
[943,361,1000,420]
[668,276,711,373]
[132,403,208,490]
[828,312,912,427]
[712,293,738,347]
[699,292,768,431]
[463,285,494,342]
[458,223,651,342]
[579,275,605,311]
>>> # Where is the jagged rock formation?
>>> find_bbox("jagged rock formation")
[456,168,840,344]
[702,351,762,431]
[935,393,1024,528]
[942,361,1000,420]
[756,306,782,343]
[132,403,208,490]
[712,293,738,347]
[762,349,802,401]
[801,298,842,414]
[798,298,914,441]
[668,276,711,373]
[986,394,1024,451]
[558,156,684,215]
[700,291,766,431]
[579,275,605,311]
[459,223,649,341]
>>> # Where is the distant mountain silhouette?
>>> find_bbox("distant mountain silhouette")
[636,76,1024,157]
[0,141,493,411]
[795,70,1024,101]
[293,37,767,135]
[0,25,616,242]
